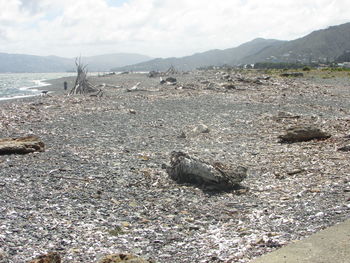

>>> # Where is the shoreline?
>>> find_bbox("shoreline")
[0,70,349,262]
[0,75,76,104]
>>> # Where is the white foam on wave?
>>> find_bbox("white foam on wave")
[19,79,51,91]
[1,79,52,101]
[0,94,37,101]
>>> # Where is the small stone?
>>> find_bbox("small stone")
[310,188,321,193]
[192,124,210,134]
[315,212,324,217]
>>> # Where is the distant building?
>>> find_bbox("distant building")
[337,62,350,68]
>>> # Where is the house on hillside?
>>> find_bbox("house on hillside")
[337,62,350,68]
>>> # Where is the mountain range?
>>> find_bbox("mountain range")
[1,22,350,73]
[114,22,350,71]
[112,38,283,72]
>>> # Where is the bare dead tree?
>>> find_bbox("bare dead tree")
[69,57,102,96]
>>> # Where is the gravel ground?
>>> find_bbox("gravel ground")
[0,70,349,263]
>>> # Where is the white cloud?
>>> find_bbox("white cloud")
[0,0,349,57]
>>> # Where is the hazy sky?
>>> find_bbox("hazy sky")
[0,0,349,58]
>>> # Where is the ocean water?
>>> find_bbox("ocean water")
[0,72,77,101]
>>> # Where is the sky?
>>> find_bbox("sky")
[0,0,349,58]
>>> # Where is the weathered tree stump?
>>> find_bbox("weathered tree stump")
[167,151,247,190]
[0,136,45,155]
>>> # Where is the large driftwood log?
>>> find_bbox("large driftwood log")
[0,136,45,155]
[167,151,247,190]
[279,125,331,143]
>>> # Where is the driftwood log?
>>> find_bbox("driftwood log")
[98,253,151,263]
[27,252,61,263]
[167,151,247,190]
[0,136,45,155]
[279,126,331,143]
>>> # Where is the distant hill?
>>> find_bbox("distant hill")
[2,22,350,73]
[0,53,152,73]
[0,53,70,73]
[240,22,350,64]
[78,53,152,72]
[114,22,350,71]
[113,38,283,71]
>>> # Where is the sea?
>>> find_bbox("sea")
[0,72,77,101]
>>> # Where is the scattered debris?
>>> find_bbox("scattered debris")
[183,124,210,138]
[126,82,141,92]
[40,90,50,97]
[280,72,304,77]
[148,71,160,78]
[274,111,301,120]
[1,69,350,263]
[99,72,116,77]
[98,254,152,263]
[220,83,236,90]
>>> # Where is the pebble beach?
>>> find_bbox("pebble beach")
[0,70,349,262]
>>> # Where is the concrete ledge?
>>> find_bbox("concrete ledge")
[250,219,350,263]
